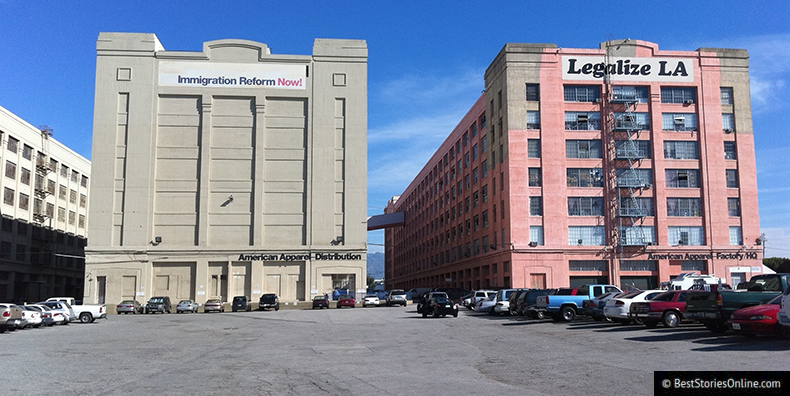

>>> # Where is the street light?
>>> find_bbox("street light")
[757,233,767,260]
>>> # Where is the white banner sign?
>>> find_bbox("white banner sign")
[158,61,307,89]
[562,56,694,82]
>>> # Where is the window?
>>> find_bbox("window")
[70,189,77,204]
[19,193,29,210]
[612,86,649,103]
[526,111,540,129]
[482,185,488,203]
[565,112,601,130]
[466,219,471,235]
[59,185,67,200]
[526,84,539,101]
[725,169,738,188]
[474,215,480,231]
[472,168,478,184]
[620,261,657,271]
[480,114,486,128]
[566,168,604,188]
[528,168,541,187]
[483,210,489,228]
[615,140,651,159]
[464,152,469,168]
[498,90,502,108]
[463,132,469,147]
[729,226,742,245]
[481,135,487,152]
[464,174,470,190]
[661,87,696,104]
[727,198,740,217]
[528,139,541,158]
[530,226,544,246]
[619,226,656,246]
[564,86,600,102]
[465,197,470,213]
[668,226,704,246]
[530,197,543,216]
[667,197,702,217]
[3,187,14,205]
[58,207,66,222]
[79,214,86,228]
[472,144,478,161]
[473,191,479,207]
[46,202,54,217]
[567,197,604,216]
[662,113,698,131]
[619,197,654,216]
[5,161,16,179]
[499,145,503,164]
[7,136,18,153]
[614,112,650,130]
[566,140,602,159]
[47,179,55,194]
[724,142,736,160]
[471,122,478,138]
[69,210,76,225]
[720,87,733,105]
[20,168,30,185]
[22,145,32,160]
[664,141,698,159]
[721,113,734,132]
[61,165,69,178]
[665,169,700,188]
[568,226,605,246]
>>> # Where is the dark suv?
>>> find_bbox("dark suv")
[258,294,280,311]
[232,296,251,312]
[145,296,171,314]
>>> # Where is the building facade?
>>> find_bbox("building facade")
[0,105,90,302]
[385,40,762,291]
[85,33,367,308]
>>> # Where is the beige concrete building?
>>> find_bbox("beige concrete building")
[85,33,367,308]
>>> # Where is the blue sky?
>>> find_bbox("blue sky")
[1,1,788,257]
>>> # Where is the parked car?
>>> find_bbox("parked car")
[117,300,143,314]
[629,290,702,328]
[603,290,665,324]
[46,297,106,323]
[416,292,449,313]
[470,290,497,308]
[145,296,172,314]
[582,291,621,321]
[1,303,26,331]
[363,293,380,307]
[337,295,356,308]
[203,299,224,313]
[419,297,459,318]
[232,296,251,312]
[474,295,497,313]
[461,293,473,309]
[727,295,784,337]
[508,289,529,315]
[312,295,329,309]
[536,284,623,322]
[778,284,790,338]
[259,294,280,311]
[386,290,408,307]
[38,301,75,324]
[20,306,42,328]
[176,299,199,313]
[521,289,555,318]
[25,305,55,327]
[493,289,520,315]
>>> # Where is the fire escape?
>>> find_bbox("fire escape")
[33,126,53,225]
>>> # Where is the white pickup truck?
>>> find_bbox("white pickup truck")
[46,297,107,323]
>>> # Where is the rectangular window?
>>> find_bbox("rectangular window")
[528,139,541,158]
[729,226,742,245]
[721,113,734,132]
[498,144,503,164]
[59,185,67,200]
[724,142,736,160]
[472,168,478,184]
[530,197,543,216]
[482,210,489,228]
[564,86,601,102]
[665,169,700,188]
[465,197,470,213]
[664,141,699,160]
[528,168,541,187]
[3,187,14,205]
[47,179,55,194]
[727,198,740,217]
[566,168,604,188]
[5,161,16,179]
[615,140,651,159]
[464,152,469,168]
[614,112,650,130]
[662,113,698,131]
[472,144,478,160]
[569,260,607,271]
[473,191,479,208]
[661,87,696,104]
[668,226,704,246]
[566,140,602,159]
[480,114,486,128]
[530,226,544,246]
[79,214,85,229]
[19,193,29,210]
[69,210,76,225]
[70,189,77,204]
[615,168,652,188]
[526,84,539,101]
[568,226,605,246]
[481,135,487,152]
[21,168,30,185]
[612,86,649,103]
[60,165,69,178]
[725,169,738,188]
[526,111,540,129]
[619,197,654,217]
[7,137,18,153]
[463,133,469,147]
[58,207,66,222]
[471,122,478,138]
[474,215,480,231]
[620,261,658,271]
[482,185,488,203]
[465,174,470,190]
[565,111,601,130]
[22,145,33,160]
[720,87,733,105]
[619,226,656,246]
[666,197,702,217]
[567,197,604,216]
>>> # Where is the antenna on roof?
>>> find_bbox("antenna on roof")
[38,125,53,137]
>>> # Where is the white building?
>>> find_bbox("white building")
[85,33,368,309]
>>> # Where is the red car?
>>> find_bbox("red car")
[727,295,782,337]
[336,295,355,309]
[629,290,703,328]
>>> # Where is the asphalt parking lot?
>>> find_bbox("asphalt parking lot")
[2,305,789,395]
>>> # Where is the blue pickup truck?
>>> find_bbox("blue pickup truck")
[535,284,622,321]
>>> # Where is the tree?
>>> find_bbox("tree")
[764,257,790,273]
[367,275,375,289]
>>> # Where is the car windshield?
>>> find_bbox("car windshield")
[233,297,246,302]
[120,300,136,305]
[206,299,221,304]
[434,298,450,304]
[179,300,192,304]
[339,295,352,300]
[262,294,277,298]
[365,294,378,298]
[313,296,327,301]
[391,291,406,295]
[149,298,164,303]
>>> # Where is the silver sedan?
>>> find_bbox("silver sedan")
[176,299,199,313]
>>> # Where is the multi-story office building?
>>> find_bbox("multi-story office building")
[385,40,762,291]
[0,105,90,302]
[85,33,367,307]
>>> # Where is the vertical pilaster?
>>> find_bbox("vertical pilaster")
[198,96,212,246]
[253,99,266,245]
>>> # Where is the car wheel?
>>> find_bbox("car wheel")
[422,312,428,318]
[777,324,790,339]
[275,306,279,311]
[453,311,458,318]
[592,315,603,321]
[704,322,729,334]
[644,321,659,328]
[536,311,546,320]
[79,313,93,323]
[560,306,576,322]
[663,311,680,328]
[433,308,440,318]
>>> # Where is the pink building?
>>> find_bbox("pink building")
[384,40,762,291]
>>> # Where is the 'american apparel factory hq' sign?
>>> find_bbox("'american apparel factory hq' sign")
[562,56,694,82]
[158,61,307,89]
